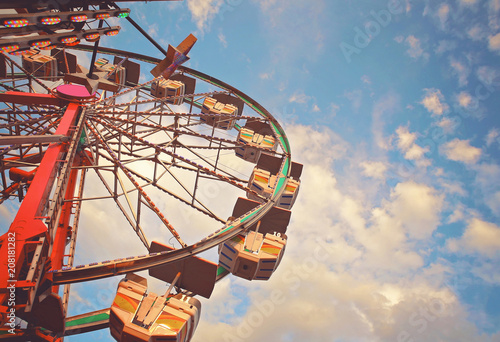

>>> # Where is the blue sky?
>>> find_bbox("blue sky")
[2,0,500,341]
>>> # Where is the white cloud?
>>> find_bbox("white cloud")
[286,124,348,168]
[147,23,158,38]
[486,191,500,215]
[489,0,500,31]
[492,0,500,11]
[420,88,449,116]
[330,103,340,117]
[450,58,470,87]
[0,204,14,224]
[488,32,500,52]
[447,218,500,258]
[434,167,445,177]
[437,116,458,134]
[372,93,399,150]
[312,104,320,112]
[471,261,500,284]
[467,25,486,41]
[438,3,450,29]
[440,180,467,197]
[344,89,363,113]
[435,40,457,54]
[187,0,224,34]
[395,126,431,167]
[473,163,500,215]
[457,91,473,108]
[218,31,227,48]
[288,90,311,104]
[182,124,494,342]
[195,176,457,341]
[460,0,478,6]
[448,205,466,223]
[259,72,273,80]
[473,163,500,188]
[441,138,482,164]
[388,181,444,240]
[193,169,453,341]
[486,128,499,146]
[405,35,428,60]
[477,66,500,88]
[405,0,412,13]
[251,0,326,79]
[360,161,388,180]
[195,265,471,342]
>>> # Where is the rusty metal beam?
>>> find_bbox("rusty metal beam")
[0,135,69,145]
[0,92,64,107]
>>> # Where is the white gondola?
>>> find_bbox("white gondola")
[22,52,59,80]
[218,197,291,281]
[200,97,238,130]
[235,126,277,163]
[151,78,185,105]
[219,231,287,281]
[248,168,301,210]
[110,242,217,342]
[94,57,126,87]
[109,273,201,342]
[247,154,303,210]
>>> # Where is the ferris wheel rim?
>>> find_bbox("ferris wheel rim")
[0,45,294,287]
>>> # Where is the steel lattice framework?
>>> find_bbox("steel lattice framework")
[0,2,297,341]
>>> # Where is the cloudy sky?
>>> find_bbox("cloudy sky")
[2,0,500,341]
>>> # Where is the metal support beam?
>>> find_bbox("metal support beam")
[0,135,69,145]
[0,91,64,107]
[0,102,81,318]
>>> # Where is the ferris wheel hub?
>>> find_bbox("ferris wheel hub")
[55,84,96,102]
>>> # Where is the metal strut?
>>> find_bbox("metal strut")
[110,1,168,56]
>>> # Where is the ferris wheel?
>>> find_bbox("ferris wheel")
[0,2,302,341]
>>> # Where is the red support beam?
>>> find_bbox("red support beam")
[0,103,80,323]
[50,159,81,294]
[0,91,64,107]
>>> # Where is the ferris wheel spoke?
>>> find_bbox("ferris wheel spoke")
[92,143,226,224]
[95,76,162,106]
[83,140,151,249]
[115,168,149,244]
[93,122,124,147]
[123,156,225,224]
[94,118,242,182]
[0,112,59,130]
[2,110,62,132]
[95,115,174,146]
[92,116,258,194]
[87,121,187,247]
[174,140,246,181]
[85,124,151,248]
[87,122,245,225]
[87,160,150,249]
[153,155,225,221]
[0,118,65,161]
[119,109,164,125]
[95,115,247,152]
[93,110,265,127]
[94,114,278,172]
[2,116,59,137]
[99,89,227,110]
